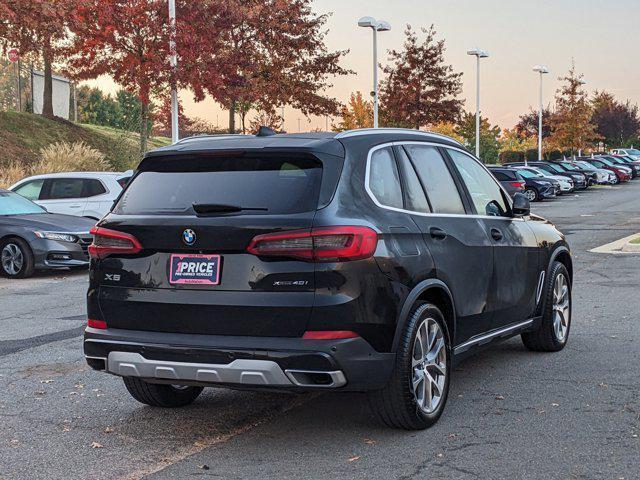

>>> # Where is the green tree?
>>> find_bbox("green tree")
[332,91,373,132]
[456,112,501,164]
[83,88,121,128]
[379,25,463,128]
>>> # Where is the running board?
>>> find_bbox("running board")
[453,319,535,355]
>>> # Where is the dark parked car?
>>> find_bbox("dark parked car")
[84,128,573,430]
[0,189,94,278]
[485,166,525,197]
[512,168,557,201]
[551,161,598,185]
[505,162,588,189]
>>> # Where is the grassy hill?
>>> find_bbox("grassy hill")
[0,110,171,173]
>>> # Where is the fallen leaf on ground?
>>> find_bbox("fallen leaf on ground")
[348,456,360,462]
[363,438,376,445]
[91,442,103,449]
[495,395,505,400]
[104,427,113,434]
[198,465,210,470]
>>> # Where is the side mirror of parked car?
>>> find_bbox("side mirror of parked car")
[512,193,530,216]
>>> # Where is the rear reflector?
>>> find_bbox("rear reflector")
[87,318,107,329]
[247,226,377,262]
[302,330,359,340]
[89,226,142,259]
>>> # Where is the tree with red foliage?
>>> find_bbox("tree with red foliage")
[192,0,351,133]
[380,25,463,129]
[0,0,72,116]
[66,0,177,154]
[152,97,193,138]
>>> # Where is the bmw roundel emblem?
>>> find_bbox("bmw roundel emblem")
[182,229,196,245]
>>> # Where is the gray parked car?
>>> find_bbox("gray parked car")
[0,189,94,278]
[486,166,526,198]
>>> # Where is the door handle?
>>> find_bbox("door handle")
[490,228,503,241]
[429,227,448,240]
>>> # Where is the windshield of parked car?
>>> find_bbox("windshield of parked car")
[0,191,47,215]
[559,162,578,170]
[546,163,565,173]
[576,161,596,170]
[598,158,616,166]
[516,169,538,179]
[625,149,640,155]
[529,168,550,177]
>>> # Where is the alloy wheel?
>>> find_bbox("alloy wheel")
[552,273,570,342]
[524,189,537,202]
[1,243,24,276]
[411,318,447,414]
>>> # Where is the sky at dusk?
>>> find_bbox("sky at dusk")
[87,0,640,133]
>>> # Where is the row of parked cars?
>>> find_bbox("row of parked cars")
[1,172,131,278]
[486,151,640,202]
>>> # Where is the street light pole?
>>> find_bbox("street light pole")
[168,0,179,143]
[533,65,549,165]
[467,48,489,159]
[358,17,391,129]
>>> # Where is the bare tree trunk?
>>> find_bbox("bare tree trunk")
[241,109,246,134]
[42,42,54,117]
[228,99,236,133]
[140,101,149,155]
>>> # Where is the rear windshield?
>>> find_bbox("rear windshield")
[114,156,323,216]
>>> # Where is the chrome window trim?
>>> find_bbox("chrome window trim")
[336,128,463,146]
[364,141,523,221]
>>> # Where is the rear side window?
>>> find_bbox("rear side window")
[368,147,403,209]
[83,179,107,197]
[396,148,430,213]
[403,145,465,214]
[492,171,509,181]
[117,176,131,188]
[44,178,84,199]
[114,156,323,215]
[13,179,44,200]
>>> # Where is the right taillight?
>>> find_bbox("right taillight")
[247,226,378,262]
[89,226,142,259]
[509,181,525,189]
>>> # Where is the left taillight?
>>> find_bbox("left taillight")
[88,226,142,259]
[247,226,378,262]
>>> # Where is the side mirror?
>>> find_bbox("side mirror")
[512,192,530,216]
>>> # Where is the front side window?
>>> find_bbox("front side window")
[448,150,508,216]
[13,179,44,201]
[368,147,403,209]
[404,145,465,214]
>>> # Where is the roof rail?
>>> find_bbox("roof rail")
[174,134,253,145]
[334,128,463,146]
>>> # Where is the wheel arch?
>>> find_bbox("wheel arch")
[392,279,457,352]
[549,245,573,283]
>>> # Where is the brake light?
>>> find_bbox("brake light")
[88,226,142,259]
[509,181,525,189]
[302,330,359,340]
[247,226,378,262]
[87,318,107,329]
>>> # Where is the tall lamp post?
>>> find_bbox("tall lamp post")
[467,48,489,159]
[168,0,179,143]
[358,16,391,129]
[532,65,549,165]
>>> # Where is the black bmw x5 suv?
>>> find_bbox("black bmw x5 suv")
[84,128,572,430]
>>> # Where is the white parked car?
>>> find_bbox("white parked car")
[520,166,574,193]
[611,148,640,161]
[9,172,132,220]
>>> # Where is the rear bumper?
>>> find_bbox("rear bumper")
[84,327,395,392]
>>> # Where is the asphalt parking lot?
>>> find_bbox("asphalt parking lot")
[1,183,639,480]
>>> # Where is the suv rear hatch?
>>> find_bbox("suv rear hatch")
[94,151,342,337]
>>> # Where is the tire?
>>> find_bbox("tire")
[368,302,451,430]
[522,261,571,352]
[0,237,35,278]
[524,188,539,202]
[123,377,203,407]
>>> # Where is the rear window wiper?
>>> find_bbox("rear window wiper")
[192,203,269,215]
